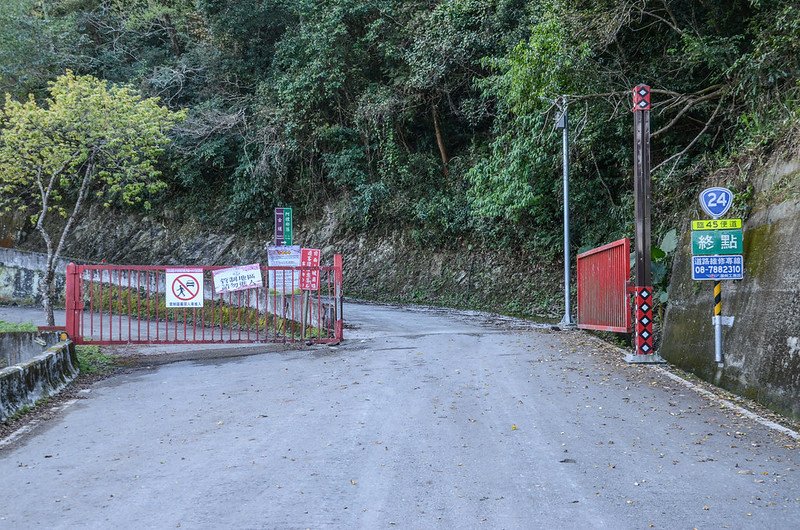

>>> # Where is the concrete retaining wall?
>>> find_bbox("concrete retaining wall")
[0,331,63,369]
[0,248,82,305]
[662,155,800,419]
[0,332,79,422]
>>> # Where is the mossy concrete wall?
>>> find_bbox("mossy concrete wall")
[662,156,800,418]
[0,248,73,305]
[0,330,62,369]
[0,333,78,422]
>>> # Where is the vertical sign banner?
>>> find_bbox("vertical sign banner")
[266,245,301,291]
[300,248,322,291]
[275,208,285,245]
[165,268,204,308]
[212,264,264,294]
[284,208,293,246]
[274,207,293,246]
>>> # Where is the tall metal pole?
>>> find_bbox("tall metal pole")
[627,84,664,363]
[557,97,575,328]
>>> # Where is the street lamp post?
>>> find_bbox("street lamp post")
[556,96,575,329]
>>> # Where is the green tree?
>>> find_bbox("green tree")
[0,71,185,325]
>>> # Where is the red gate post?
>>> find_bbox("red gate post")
[65,263,81,342]
[334,254,344,341]
[628,84,665,363]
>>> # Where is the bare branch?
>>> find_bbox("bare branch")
[652,99,723,175]
[652,87,724,137]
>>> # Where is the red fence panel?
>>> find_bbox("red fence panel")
[577,238,631,333]
[66,255,344,346]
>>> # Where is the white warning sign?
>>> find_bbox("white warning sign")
[165,268,204,308]
[212,264,263,294]
[266,245,301,292]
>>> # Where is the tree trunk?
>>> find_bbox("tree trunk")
[36,223,55,326]
[432,103,449,176]
[36,158,93,327]
[41,267,56,326]
[163,14,183,57]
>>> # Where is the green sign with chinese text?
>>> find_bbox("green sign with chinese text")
[691,229,743,255]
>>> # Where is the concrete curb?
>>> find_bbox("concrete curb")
[0,340,79,422]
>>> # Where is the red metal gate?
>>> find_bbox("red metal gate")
[64,255,344,345]
[576,239,631,333]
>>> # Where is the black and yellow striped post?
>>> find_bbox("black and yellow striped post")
[713,280,723,365]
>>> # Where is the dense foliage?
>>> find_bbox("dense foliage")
[1,0,798,255]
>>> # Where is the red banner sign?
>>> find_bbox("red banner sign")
[300,248,322,291]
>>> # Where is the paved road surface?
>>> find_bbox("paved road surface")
[1,302,798,528]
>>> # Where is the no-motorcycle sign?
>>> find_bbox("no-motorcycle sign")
[166,268,204,308]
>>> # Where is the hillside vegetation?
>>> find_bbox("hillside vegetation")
[1,0,798,264]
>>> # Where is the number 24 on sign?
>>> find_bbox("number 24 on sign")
[699,187,733,218]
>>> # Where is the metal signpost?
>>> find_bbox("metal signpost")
[691,187,742,366]
[555,96,575,328]
[627,84,664,363]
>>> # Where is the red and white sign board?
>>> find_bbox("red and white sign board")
[165,268,204,308]
[212,264,263,294]
[300,248,322,291]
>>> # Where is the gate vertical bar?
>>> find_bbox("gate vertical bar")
[137,271,142,341]
[628,84,663,363]
[334,254,344,341]
[155,270,160,341]
[236,291,241,341]
[255,282,260,341]
[89,270,95,341]
[98,270,103,342]
[127,269,132,342]
[65,263,81,341]
[291,270,296,342]
[112,270,116,340]
[246,289,251,341]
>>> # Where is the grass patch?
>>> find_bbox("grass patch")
[75,345,115,375]
[0,320,37,332]
[5,404,33,423]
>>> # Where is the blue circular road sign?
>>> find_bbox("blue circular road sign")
[699,187,733,219]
